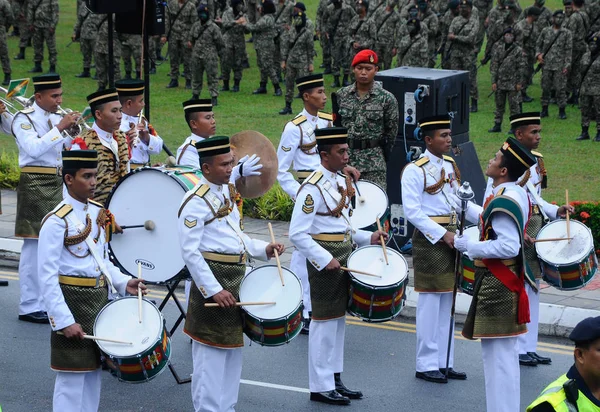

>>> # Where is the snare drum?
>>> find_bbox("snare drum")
[347,245,409,322]
[536,219,598,290]
[239,265,304,346]
[460,226,480,296]
[350,181,391,236]
[94,297,171,383]
[106,166,202,283]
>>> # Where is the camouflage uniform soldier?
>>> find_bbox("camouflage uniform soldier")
[27,0,58,73]
[515,7,541,102]
[220,0,246,92]
[587,0,600,36]
[474,0,493,53]
[247,0,258,23]
[438,0,460,64]
[244,0,283,96]
[0,0,13,86]
[163,0,198,89]
[371,0,400,71]
[520,0,552,31]
[417,0,440,67]
[119,34,143,80]
[350,0,377,62]
[397,18,428,67]
[481,0,520,65]
[72,4,96,79]
[279,3,314,115]
[316,0,332,72]
[537,10,572,119]
[275,0,295,81]
[564,0,589,104]
[334,50,399,189]
[324,0,358,86]
[189,4,225,105]
[575,37,600,141]
[488,28,525,132]
[13,0,30,61]
[95,15,122,91]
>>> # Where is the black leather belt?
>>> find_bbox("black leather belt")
[348,138,384,150]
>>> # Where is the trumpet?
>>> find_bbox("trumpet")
[0,85,34,115]
[56,105,91,139]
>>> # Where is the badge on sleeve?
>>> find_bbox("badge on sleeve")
[281,146,291,152]
[302,194,314,214]
[21,123,32,130]
[184,218,197,228]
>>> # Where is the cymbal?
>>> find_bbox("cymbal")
[230,130,278,199]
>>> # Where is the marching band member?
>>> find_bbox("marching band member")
[12,74,78,324]
[115,79,164,169]
[178,136,284,412]
[455,137,537,412]
[401,115,467,384]
[289,127,386,405]
[176,99,216,168]
[38,150,146,411]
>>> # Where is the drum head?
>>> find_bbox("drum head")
[350,181,388,230]
[94,297,163,357]
[536,220,594,265]
[239,266,302,319]
[107,167,200,283]
[347,245,408,286]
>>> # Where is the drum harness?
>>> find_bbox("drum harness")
[524,180,549,223]
[423,161,459,222]
[316,176,357,243]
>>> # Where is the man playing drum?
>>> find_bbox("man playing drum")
[277,73,359,334]
[289,127,387,405]
[455,138,537,412]
[37,150,146,411]
[177,136,285,412]
[401,115,467,384]
[115,79,164,169]
[12,74,79,324]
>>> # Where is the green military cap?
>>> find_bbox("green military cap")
[500,137,536,177]
[195,135,231,156]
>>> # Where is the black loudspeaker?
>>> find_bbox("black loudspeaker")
[86,0,136,14]
[115,0,166,35]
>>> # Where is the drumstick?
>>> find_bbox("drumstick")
[137,263,143,324]
[534,237,573,243]
[354,181,365,204]
[340,266,382,278]
[204,301,276,307]
[57,331,133,345]
[376,216,389,265]
[267,222,285,286]
[565,189,571,244]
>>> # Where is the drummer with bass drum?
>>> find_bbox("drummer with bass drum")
[37,150,147,411]
[177,136,285,412]
[289,127,387,406]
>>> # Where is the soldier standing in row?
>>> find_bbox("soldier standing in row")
[438,0,460,65]
[515,6,541,103]
[13,0,30,61]
[576,36,600,142]
[488,27,525,133]
[163,0,198,90]
[324,0,357,87]
[219,0,246,92]
[521,0,552,29]
[27,0,58,74]
[72,4,96,79]
[0,0,12,86]
[564,0,588,105]
[372,0,399,71]
[474,0,493,54]
[119,33,143,81]
[316,0,332,73]
[95,15,121,92]
[349,0,376,63]
[274,0,295,83]
[397,18,429,67]
[417,0,440,67]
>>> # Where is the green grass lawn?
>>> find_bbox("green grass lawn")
[0,0,598,203]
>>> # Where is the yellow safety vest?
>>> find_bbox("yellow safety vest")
[527,373,600,412]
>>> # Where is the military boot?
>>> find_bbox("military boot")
[75,68,91,78]
[28,63,43,73]
[567,90,577,104]
[232,79,240,92]
[211,96,218,106]
[522,90,533,103]
[273,84,282,96]
[488,122,501,133]
[470,98,478,113]
[253,82,267,94]
[166,79,179,88]
[221,80,230,92]
[241,59,250,69]
[2,73,10,86]
[319,63,326,68]
[595,131,600,142]
[540,106,549,118]
[558,107,567,119]
[185,79,191,89]
[14,47,25,60]
[124,71,132,80]
[279,102,292,115]
[324,65,332,75]
[576,126,590,141]
[342,74,350,87]
[47,65,56,74]
[332,76,340,88]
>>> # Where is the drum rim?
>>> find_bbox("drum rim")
[110,339,172,384]
[347,245,409,288]
[535,219,595,266]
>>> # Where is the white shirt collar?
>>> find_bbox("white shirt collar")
[122,112,138,123]
[201,175,225,193]
[317,164,338,183]
[424,149,444,166]
[65,192,89,212]
[92,122,113,143]
[33,101,53,117]
[191,133,206,142]
[301,108,319,124]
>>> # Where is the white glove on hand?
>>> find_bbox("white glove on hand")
[239,154,263,177]
[454,231,470,254]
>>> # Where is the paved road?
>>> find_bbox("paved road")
[0,270,577,412]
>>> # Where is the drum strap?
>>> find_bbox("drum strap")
[525,180,549,221]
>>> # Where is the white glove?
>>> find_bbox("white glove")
[454,231,470,254]
[447,193,463,212]
[239,154,263,177]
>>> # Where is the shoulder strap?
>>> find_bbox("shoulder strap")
[177,139,196,164]
[317,111,333,121]
[530,150,543,158]
[414,156,430,167]
[292,115,307,126]
[178,184,210,217]
[306,171,323,185]
[55,204,73,219]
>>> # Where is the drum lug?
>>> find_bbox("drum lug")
[347,284,354,309]
[260,320,265,345]
[368,293,374,320]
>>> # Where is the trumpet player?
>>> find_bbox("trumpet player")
[11,74,79,324]
[116,79,164,169]
[0,100,14,135]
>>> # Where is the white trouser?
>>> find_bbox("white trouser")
[185,279,192,303]
[20,238,43,314]
[518,280,540,354]
[308,317,345,392]
[481,337,520,412]
[53,370,102,412]
[415,292,454,372]
[191,341,242,412]
[290,249,311,316]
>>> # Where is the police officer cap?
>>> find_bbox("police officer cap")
[449,0,460,9]
[527,6,542,16]
[295,1,306,10]
[553,9,564,16]
[569,316,600,343]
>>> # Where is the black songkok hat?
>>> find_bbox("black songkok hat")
[569,316,600,344]
[510,112,541,129]
[195,136,230,157]
[527,6,542,15]
[62,150,98,170]
[315,127,348,146]
[115,79,145,97]
[296,74,324,93]
[33,74,61,92]
[183,99,213,115]
[553,9,564,16]
[500,137,536,177]
[87,88,119,109]
[295,1,306,10]
[418,114,452,133]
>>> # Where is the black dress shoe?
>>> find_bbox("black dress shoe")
[415,370,448,383]
[310,390,351,405]
[18,311,49,324]
[439,368,467,380]
[334,374,363,399]
[519,353,538,366]
[528,352,551,365]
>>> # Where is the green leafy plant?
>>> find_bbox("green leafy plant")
[570,201,600,256]
[0,151,20,189]
[243,183,294,221]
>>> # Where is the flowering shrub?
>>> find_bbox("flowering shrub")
[570,201,600,256]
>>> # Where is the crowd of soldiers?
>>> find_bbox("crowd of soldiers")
[1,0,600,139]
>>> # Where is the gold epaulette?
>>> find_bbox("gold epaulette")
[443,155,455,163]
[88,199,104,208]
[497,187,506,196]
[194,184,210,198]
[19,107,34,114]
[306,171,323,185]
[414,156,430,167]
[317,111,333,121]
[292,115,307,126]
[55,204,73,218]
[531,150,543,158]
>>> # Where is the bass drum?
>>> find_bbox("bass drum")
[350,180,392,240]
[106,166,203,283]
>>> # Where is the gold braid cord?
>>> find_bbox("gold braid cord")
[316,176,354,218]
[424,168,446,195]
[537,158,548,189]
[205,191,235,225]
[64,215,92,247]
[299,141,317,154]
[451,161,462,185]
[517,169,531,187]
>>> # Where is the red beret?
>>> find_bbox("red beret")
[352,49,378,67]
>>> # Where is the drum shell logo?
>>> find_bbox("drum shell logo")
[135,259,155,270]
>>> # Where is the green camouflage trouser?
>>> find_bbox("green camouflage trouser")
[221,40,246,82]
[580,94,600,130]
[32,27,57,65]
[95,51,122,88]
[541,69,567,108]
[192,57,219,98]
[80,38,94,70]
[120,34,142,74]
[256,45,279,85]
[169,39,192,81]
[0,27,10,74]
[494,89,521,124]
